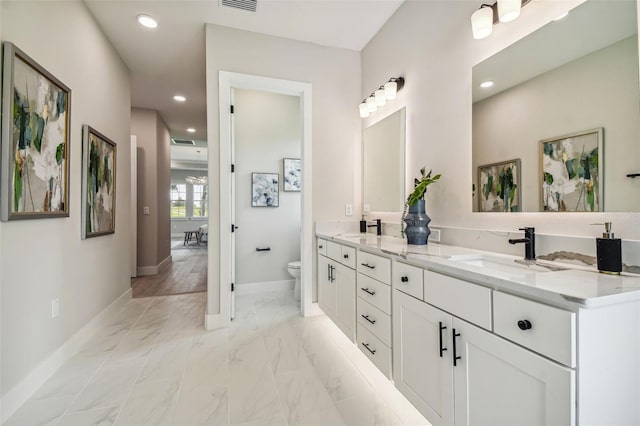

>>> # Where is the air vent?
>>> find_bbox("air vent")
[220,0,257,12]
[171,139,195,146]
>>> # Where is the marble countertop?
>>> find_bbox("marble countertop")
[316,231,640,308]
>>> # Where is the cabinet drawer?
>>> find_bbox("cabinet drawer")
[392,261,424,300]
[493,292,576,368]
[424,270,492,330]
[357,251,391,284]
[317,238,327,256]
[357,298,392,346]
[341,245,357,269]
[357,325,392,378]
[357,273,391,314]
[327,241,342,263]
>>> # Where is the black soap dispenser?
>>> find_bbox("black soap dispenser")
[596,222,622,275]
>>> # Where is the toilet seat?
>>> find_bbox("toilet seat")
[288,261,301,269]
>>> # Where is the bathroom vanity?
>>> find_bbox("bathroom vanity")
[316,232,640,426]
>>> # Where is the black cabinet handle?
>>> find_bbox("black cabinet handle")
[439,321,447,358]
[319,244,324,249]
[256,247,271,252]
[517,319,533,330]
[400,276,409,283]
[360,287,376,296]
[452,328,461,367]
[361,263,376,269]
[361,342,376,355]
[330,265,335,282]
[361,314,376,325]
[343,254,349,259]
[327,264,331,281]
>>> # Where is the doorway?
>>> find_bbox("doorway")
[217,71,314,327]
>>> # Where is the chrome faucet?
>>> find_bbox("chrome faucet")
[508,227,536,260]
[367,219,382,236]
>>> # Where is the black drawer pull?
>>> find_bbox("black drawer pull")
[361,314,376,325]
[360,287,376,296]
[256,247,271,252]
[400,276,409,283]
[361,263,376,269]
[517,319,533,330]
[319,244,323,249]
[362,342,376,355]
[453,328,461,367]
[439,321,447,358]
[343,253,349,259]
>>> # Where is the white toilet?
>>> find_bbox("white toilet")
[287,261,301,300]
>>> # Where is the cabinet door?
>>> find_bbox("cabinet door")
[393,290,454,426]
[453,318,575,426]
[318,255,336,320]
[336,262,356,341]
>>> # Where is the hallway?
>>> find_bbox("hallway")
[5,289,429,426]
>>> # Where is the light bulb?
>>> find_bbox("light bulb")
[471,6,493,40]
[384,81,398,100]
[366,96,377,112]
[375,88,386,106]
[497,0,521,23]
[359,103,369,118]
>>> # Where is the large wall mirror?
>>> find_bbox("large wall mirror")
[363,107,406,212]
[472,0,640,212]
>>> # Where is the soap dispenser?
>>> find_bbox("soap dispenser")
[595,222,622,275]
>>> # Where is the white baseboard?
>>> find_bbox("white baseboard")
[305,302,324,317]
[136,254,172,276]
[235,279,294,295]
[205,313,230,331]
[1,287,133,423]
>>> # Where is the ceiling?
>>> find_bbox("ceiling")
[84,0,404,151]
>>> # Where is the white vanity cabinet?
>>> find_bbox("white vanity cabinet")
[317,239,356,341]
[393,273,575,426]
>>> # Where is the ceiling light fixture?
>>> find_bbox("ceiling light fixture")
[480,80,494,88]
[186,128,196,133]
[185,150,207,185]
[471,0,532,40]
[173,95,186,102]
[358,77,405,119]
[137,14,158,29]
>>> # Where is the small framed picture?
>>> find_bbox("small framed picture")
[82,125,116,238]
[1,42,71,220]
[283,158,301,192]
[252,173,279,207]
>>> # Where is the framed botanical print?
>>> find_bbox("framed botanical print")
[252,173,279,207]
[478,159,521,212]
[82,125,116,238]
[1,42,71,220]
[283,158,301,192]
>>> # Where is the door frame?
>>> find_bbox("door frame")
[218,71,315,323]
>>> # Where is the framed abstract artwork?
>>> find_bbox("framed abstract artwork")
[478,159,521,212]
[283,158,301,192]
[1,42,71,220]
[81,125,116,238]
[540,128,603,212]
[252,173,279,207]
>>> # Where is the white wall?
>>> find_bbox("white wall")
[205,24,361,314]
[473,36,640,212]
[234,89,301,286]
[361,0,640,241]
[0,0,131,396]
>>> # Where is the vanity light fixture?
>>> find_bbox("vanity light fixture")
[480,80,494,88]
[359,77,405,118]
[137,14,158,29]
[471,0,532,40]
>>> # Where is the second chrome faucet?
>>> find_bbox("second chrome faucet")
[508,227,536,260]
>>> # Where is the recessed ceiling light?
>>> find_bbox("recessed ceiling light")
[137,14,158,29]
[186,128,196,133]
[173,95,186,102]
[480,80,494,88]
[553,11,569,21]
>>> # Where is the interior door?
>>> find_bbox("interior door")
[230,89,237,320]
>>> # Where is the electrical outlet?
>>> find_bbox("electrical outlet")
[345,204,353,216]
[363,204,370,212]
[51,299,59,319]
[431,229,441,242]
[143,206,150,215]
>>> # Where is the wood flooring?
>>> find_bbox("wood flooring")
[131,241,207,298]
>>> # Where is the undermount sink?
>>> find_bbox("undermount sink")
[449,254,567,273]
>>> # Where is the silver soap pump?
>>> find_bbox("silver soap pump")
[594,222,622,275]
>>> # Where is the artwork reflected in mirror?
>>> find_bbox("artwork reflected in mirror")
[478,159,521,212]
[363,107,406,212]
[472,0,640,212]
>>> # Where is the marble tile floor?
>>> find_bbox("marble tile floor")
[5,289,431,426]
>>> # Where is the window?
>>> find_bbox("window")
[170,183,186,218]
[193,184,208,217]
